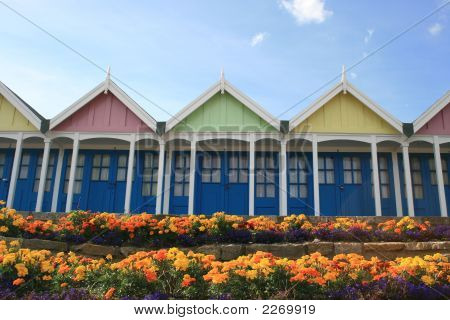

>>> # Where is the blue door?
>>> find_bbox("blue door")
[255,152,279,215]
[169,151,190,214]
[399,154,439,216]
[287,152,314,215]
[0,149,14,202]
[58,151,88,212]
[86,151,127,213]
[195,151,249,215]
[319,153,373,216]
[131,151,159,213]
[13,150,57,211]
[225,152,249,215]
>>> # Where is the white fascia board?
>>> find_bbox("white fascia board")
[289,81,403,133]
[0,81,42,129]
[413,91,450,133]
[166,80,280,132]
[50,80,157,132]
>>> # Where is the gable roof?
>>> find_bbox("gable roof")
[413,90,450,133]
[289,80,404,133]
[165,78,280,132]
[50,77,158,131]
[0,80,46,131]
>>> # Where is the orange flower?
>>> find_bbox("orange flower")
[60,282,68,288]
[154,250,167,261]
[181,274,196,287]
[104,287,116,300]
[145,270,157,282]
[13,278,25,286]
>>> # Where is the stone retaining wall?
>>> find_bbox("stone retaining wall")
[2,236,449,261]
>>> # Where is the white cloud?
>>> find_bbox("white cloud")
[350,72,357,79]
[364,29,374,44]
[279,0,333,24]
[428,23,443,36]
[250,32,268,46]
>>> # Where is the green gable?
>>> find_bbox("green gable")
[173,92,277,132]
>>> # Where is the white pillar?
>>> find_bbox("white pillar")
[35,138,51,212]
[124,134,136,214]
[162,149,172,214]
[312,134,320,216]
[279,139,288,216]
[187,138,197,215]
[155,141,166,215]
[371,136,382,216]
[6,132,24,207]
[51,147,64,212]
[402,143,415,217]
[248,134,255,216]
[433,136,447,217]
[391,151,403,217]
[65,133,80,213]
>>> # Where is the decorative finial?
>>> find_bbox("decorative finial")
[220,67,225,94]
[341,65,347,94]
[104,66,111,94]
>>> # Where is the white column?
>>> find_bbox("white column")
[155,141,166,215]
[371,136,382,216]
[124,134,136,214]
[162,149,172,214]
[433,136,447,217]
[187,138,197,215]
[279,139,288,216]
[35,138,51,212]
[65,133,80,213]
[248,134,255,216]
[6,132,24,207]
[391,151,403,217]
[312,134,320,216]
[51,147,64,212]
[402,143,415,217]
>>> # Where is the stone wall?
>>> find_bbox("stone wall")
[2,236,449,261]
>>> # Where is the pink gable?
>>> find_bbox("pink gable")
[417,102,450,135]
[53,92,153,133]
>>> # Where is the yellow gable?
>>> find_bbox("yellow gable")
[0,94,39,132]
[293,92,399,134]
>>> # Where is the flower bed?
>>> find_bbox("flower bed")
[0,240,448,299]
[0,203,449,247]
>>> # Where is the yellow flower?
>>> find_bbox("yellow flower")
[421,275,435,286]
[199,226,206,232]
[15,263,28,277]
[173,257,190,271]
[106,254,113,261]
[0,226,8,233]
[9,240,20,247]
[245,270,258,280]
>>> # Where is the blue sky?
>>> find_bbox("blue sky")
[0,0,449,122]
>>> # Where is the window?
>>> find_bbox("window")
[429,157,449,185]
[142,153,158,196]
[288,154,309,198]
[33,153,56,192]
[343,157,362,184]
[91,154,110,181]
[410,157,423,199]
[116,154,128,182]
[64,153,85,194]
[201,152,221,183]
[174,153,190,197]
[228,152,248,183]
[0,152,5,179]
[18,153,30,179]
[370,156,390,199]
[318,156,334,184]
[255,153,277,198]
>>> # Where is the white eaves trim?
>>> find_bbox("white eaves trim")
[49,79,158,131]
[0,81,42,130]
[413,90,450,133]
[165,80,281,132]
[289,81,404,133]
